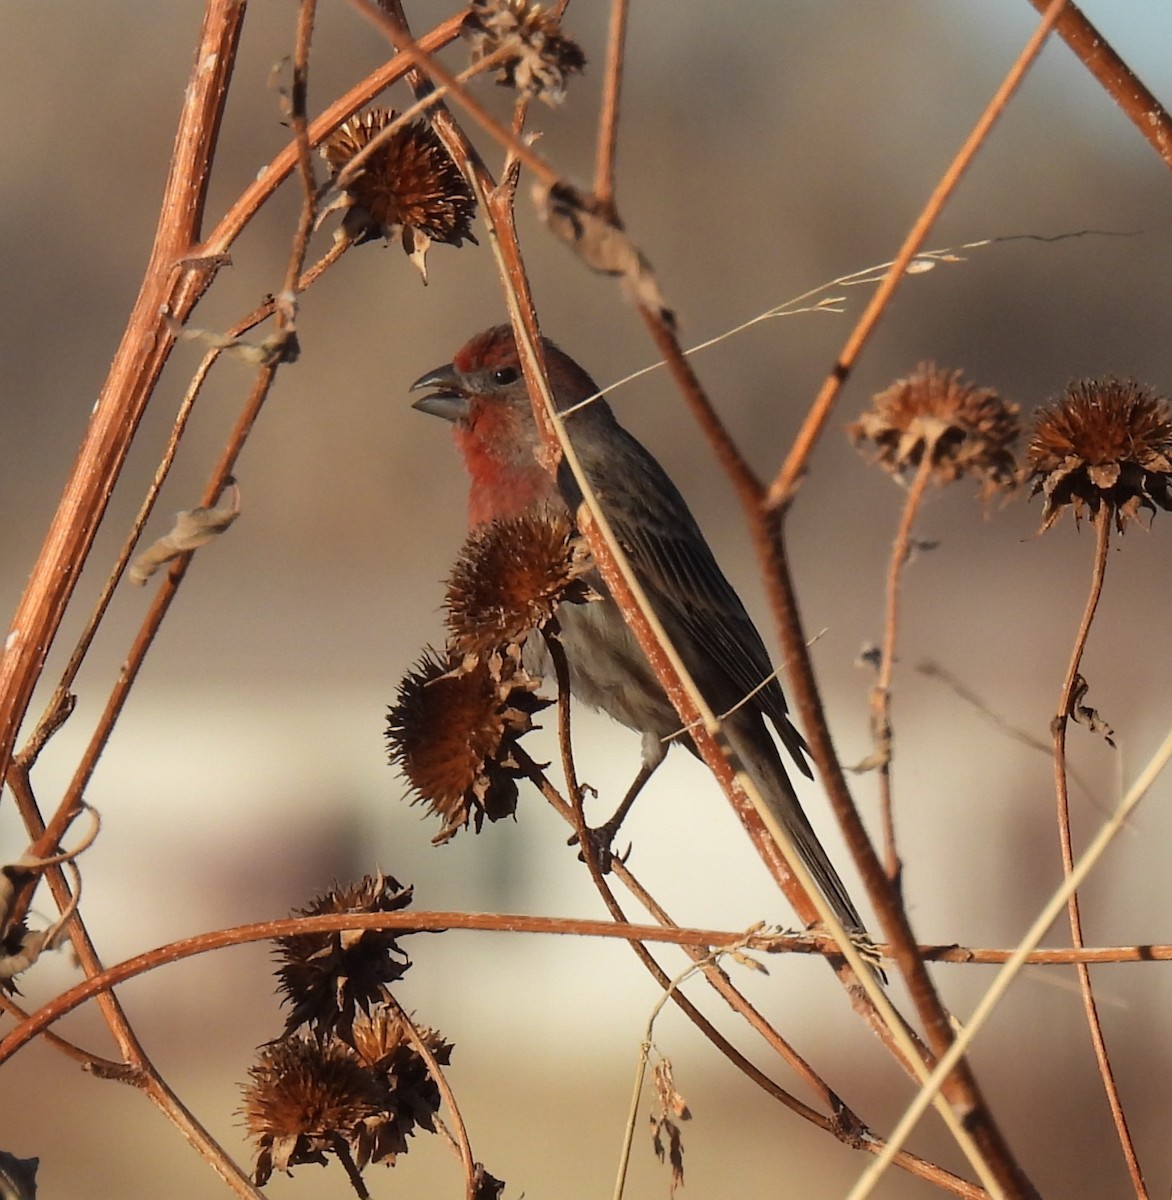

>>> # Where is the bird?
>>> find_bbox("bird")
[410,324,863,931]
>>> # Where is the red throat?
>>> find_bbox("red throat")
[454,406,555,526]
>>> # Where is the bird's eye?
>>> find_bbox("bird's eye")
[490,367,519,385]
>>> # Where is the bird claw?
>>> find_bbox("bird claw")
[567,822,630,873]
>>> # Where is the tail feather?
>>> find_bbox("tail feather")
[727,715,864,933]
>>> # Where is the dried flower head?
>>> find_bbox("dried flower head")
[242,1035,383,1186]
[386,649,549,843]
[1027,377,1172,532]
[463,0,585,104]
[275,873,415,1041]
[851,364,1020,500]
[320,108,476,281]
[349,1008,453,1166]
[445,506,595,660]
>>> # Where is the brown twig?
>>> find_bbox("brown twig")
[7,726,261,1200]
[593,0,629,220]
[0,993,124,1075]
[383,994,478,1200]
[766,0,1070,512]
[871,455,936,882]
[633,301,1022,1189]
[0,0,246,785]
[1050,505,1147,1198]
[1026,0,1172,170]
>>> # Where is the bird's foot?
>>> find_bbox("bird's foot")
[567,820,630,873]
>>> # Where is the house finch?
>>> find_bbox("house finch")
[411,325,862,930]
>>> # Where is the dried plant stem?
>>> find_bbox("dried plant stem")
[515,745,835,1114]
[593,0,629,217]
[850,721,1172,1196]
[383,994,478,1200]
[629,191,1029,1196]
[515,755,986,1198]
[873,456,936,881]
[1050,506,1147,1198]
[640,285,1024,1188]
[7,244,346,933]
[0,994,123,1074]
[1027,0,1172,170]
[767,534,1038,1200]
[332,1136,372,1200]
[5,772,261,1199]
[0,909,843,1063]
[766,0,1069,511]
[0,0,246,783]
[922,943,1172,965]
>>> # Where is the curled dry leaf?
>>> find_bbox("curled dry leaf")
[130,481,241,585]
[535,182,675,328]
[1,807,99,992]
[1069,674,1116,747]
[472,1165,507,1199]
[167,316,300,366]
[649,1055,689,1198]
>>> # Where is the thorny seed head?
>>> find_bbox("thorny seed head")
[241,1035,383,1186]
[349,1008,453,1166]
[386,649,549,843]
[274,873,415,1042]
[445,506,596,660]
[850,363,1020,501]
[463,0,586,105]
[320,108,476,281]
[1027,377,1172,532]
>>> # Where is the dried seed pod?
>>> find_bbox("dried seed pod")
[386,649,549,843]
[320,108,476,281]
[242,1035,383,1185]
[349,1008,453,1166]
[463,0,585,105]
[445,505,595,660]
[1027,376,1172,532]
[274,872,415,1041]
[851,363,1020,500]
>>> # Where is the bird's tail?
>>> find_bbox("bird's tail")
[729,718,865,934]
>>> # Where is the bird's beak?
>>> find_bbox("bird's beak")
[409,362,470,424]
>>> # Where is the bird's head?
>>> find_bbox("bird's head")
[411,325,562,524]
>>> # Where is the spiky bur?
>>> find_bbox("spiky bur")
[463,0,586,104]
[445,506,595,662]
[320,108,476,281]
[1027,377,1172,532]
[274,872,414,1042]
[387,649,549,843]
[242,1016,459,1186]
[242,1035,384,1186]
[348,1009,452,1165]
[850,363,1021,501]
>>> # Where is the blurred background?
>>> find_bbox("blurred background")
[2,1,1171,1196]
